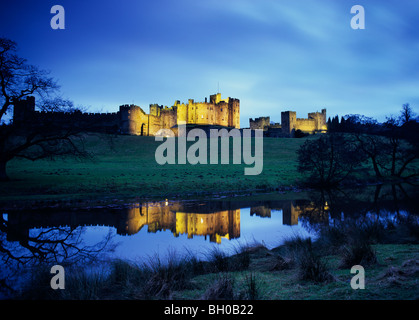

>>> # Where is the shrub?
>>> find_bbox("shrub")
[339,240,377,268]
[205,246,230,272]
[231,243,251,271]
[282,234,313,261]
[142,251,192,298]
[297,250,334,283]
[282,235,334,283]
[201,274,235,300]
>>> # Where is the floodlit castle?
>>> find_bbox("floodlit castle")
[120,93,240,136]
[13,93,240,136]
[13,93,327,138]
[249,109,327,137]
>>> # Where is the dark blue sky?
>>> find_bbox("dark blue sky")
[1,0,418,125]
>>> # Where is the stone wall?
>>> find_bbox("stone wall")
[250,109,327,137]
[13,93,240,136]
[249,116,270,130]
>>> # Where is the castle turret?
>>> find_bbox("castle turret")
[13,96,35,124]
[177,103,188,125]
[210,93,221,104]
[149,104,162,117]
[281,111,297,137]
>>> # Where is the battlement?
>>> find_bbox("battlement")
[249,117,270,130]
[12,93,240,136]
[119,93,240,136]
[249,109,327,137]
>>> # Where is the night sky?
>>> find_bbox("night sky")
[1,0,418,125]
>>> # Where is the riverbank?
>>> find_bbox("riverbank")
[12,239,419,300]
[0,135,307,208]
[0,134,402,210]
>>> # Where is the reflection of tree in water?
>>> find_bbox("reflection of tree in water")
[0,215,116,297]
[298,183,419,233]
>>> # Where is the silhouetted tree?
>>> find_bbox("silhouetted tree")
[297,133,366,187]
[294,129,308,138]
[327,115,340,133]
[0,38,91,181]
[399,103,415,125]
[345,106,419,180]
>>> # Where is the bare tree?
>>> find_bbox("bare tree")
[346,108,419,180]
[0,38,91,181]
[297,133,366,187]
[399,103,415,125]
[0,213,114,297]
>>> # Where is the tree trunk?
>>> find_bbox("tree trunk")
[370,155,382,178]
[0,159,9,182]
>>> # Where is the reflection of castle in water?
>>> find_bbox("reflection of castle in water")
[5,183,417,244]
[5,200,310,244]
[124,203,241,243]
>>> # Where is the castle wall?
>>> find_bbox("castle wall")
[148,114,162,136]
[249,117,270,130]
[295,118,317,133]
[176,103,188,125]
[230,99,240,128]
[281,111,297,136]
[160,107,177,131]
[13,93,239,136]
[120,105,149,135]
[276,109,327,137]
[193,102,211,125]
[215,101,229,127]
[13,96,35,123]
[308,109,327,132]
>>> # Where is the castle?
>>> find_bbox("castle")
[249,109,327,137]
[13,94,326,137]
[13,93,240,136]
[120,92,240,135]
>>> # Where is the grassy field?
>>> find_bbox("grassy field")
[0,134,308,207]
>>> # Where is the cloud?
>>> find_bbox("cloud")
[1,0,418,122]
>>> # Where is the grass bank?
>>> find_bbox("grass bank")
[0,135,308,207]
[1,134,417,209]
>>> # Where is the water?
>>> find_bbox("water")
[1,183,418,296]
[2,199,313,264]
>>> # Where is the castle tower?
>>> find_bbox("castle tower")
[177,103,188,126]
[13,96,35,124]
[149,104,162,117]
[281,111,297,137]
[210,93,222,104]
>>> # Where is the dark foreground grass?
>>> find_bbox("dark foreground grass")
[12,244,419,300]
[12,219,419,300]
[0,135,307,207]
